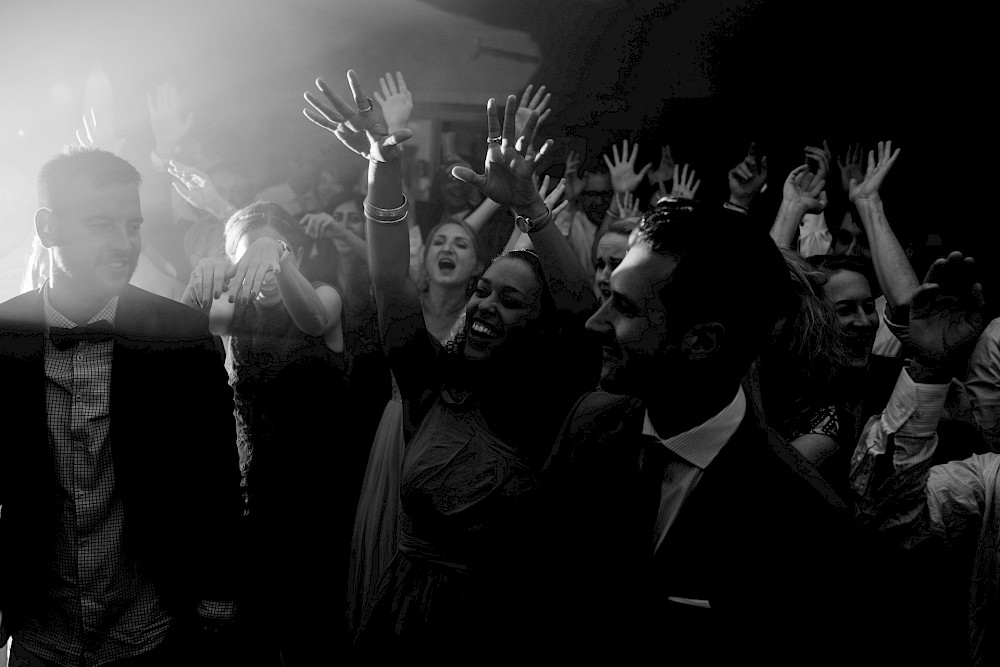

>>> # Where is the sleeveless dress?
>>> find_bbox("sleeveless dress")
[225,289,348,662]
[353,384,537,657]
[346,312,465,641]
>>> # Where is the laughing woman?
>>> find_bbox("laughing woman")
[304,70,599,658]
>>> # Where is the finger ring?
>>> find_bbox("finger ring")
[358,97,374,114]
[487,137,502,145]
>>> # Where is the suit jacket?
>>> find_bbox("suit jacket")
[0,285,242,632]
[536,390,881,665]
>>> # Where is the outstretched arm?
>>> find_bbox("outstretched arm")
[304,70,441,406]
[770,163,827,248]
[849,140,920,310]
[851,252,986,543]
[453,96,598,317]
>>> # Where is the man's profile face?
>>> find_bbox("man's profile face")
[49,175,142,302]
[585,242,683,396]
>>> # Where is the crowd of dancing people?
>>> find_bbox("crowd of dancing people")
[2,62,1000,667]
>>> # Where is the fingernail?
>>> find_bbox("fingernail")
[215,291,220,299]
[229,295,234,303]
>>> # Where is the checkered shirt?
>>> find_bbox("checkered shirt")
[15,286,172,667]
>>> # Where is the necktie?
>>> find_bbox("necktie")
[49,320,115,350]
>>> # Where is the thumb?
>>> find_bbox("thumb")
[382,128,413,147]
[638,162,653,179]
[452,166,486,189]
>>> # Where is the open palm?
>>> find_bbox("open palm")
[303,70,411,163]
[452,95,548,211]
[849,140,900,203]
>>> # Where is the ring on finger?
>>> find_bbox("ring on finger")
[487,136,501,145]
[358,96,374,114]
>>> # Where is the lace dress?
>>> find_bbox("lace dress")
[225,292,348,659]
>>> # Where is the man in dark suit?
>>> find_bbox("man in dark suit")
[539,200,876,664]
[0,147,241,666]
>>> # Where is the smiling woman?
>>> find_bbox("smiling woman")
[304,69,600,658]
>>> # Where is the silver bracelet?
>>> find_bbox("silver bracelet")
[369,211,408,226]
[364,195,408,221]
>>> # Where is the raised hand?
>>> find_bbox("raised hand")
[373,71,413,134]
[603,139,652,195]
[837,143,866,194]
[226,237,283,305]
[648,144,676,187]
[563,149,584,201]
[782,164,828,213]
[670,163,701,200]
[147,82,193,159]
[908,251,984,381]
[168,160,233,219]
[76,108,125,154]
[614,190,641,219]
[849,140,900,204]
[539,175,570,219]
[451,95,552,213]
[301,212,336,240]
[515,84,552,142]
[187,256,231,309]
[303,70,412,163]
[727,142,768,209]
[802,143,830,192]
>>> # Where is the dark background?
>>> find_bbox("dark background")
[429,0,992,271]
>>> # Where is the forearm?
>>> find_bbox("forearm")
[276,257,331,336]
[855,197,920,308]
[464,197,502,235]
[519,198,598,317]
[770,200,806,247]
[340,233,368,260]
[366,160,411,286]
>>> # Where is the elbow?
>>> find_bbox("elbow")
[300,313,330,338]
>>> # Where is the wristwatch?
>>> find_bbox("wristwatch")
[514,208,552,234]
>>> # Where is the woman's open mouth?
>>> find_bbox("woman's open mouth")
[438,257,456,271]
[470,319,501,339]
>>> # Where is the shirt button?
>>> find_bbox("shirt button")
[76,354,84,361]
[75,489,84,498]
[76,394,83,402]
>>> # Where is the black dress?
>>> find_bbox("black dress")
[225,291,349,663]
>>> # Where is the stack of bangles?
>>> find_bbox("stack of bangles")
[364,195,408,225]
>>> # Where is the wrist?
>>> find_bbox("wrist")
[852,194,883,212]
[728,194,751,210]
[908,358,953,384]
[208,198,236,221]
[515,197,549,221]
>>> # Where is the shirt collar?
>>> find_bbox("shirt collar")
[643,386,747,469]
[43,281,119,330]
